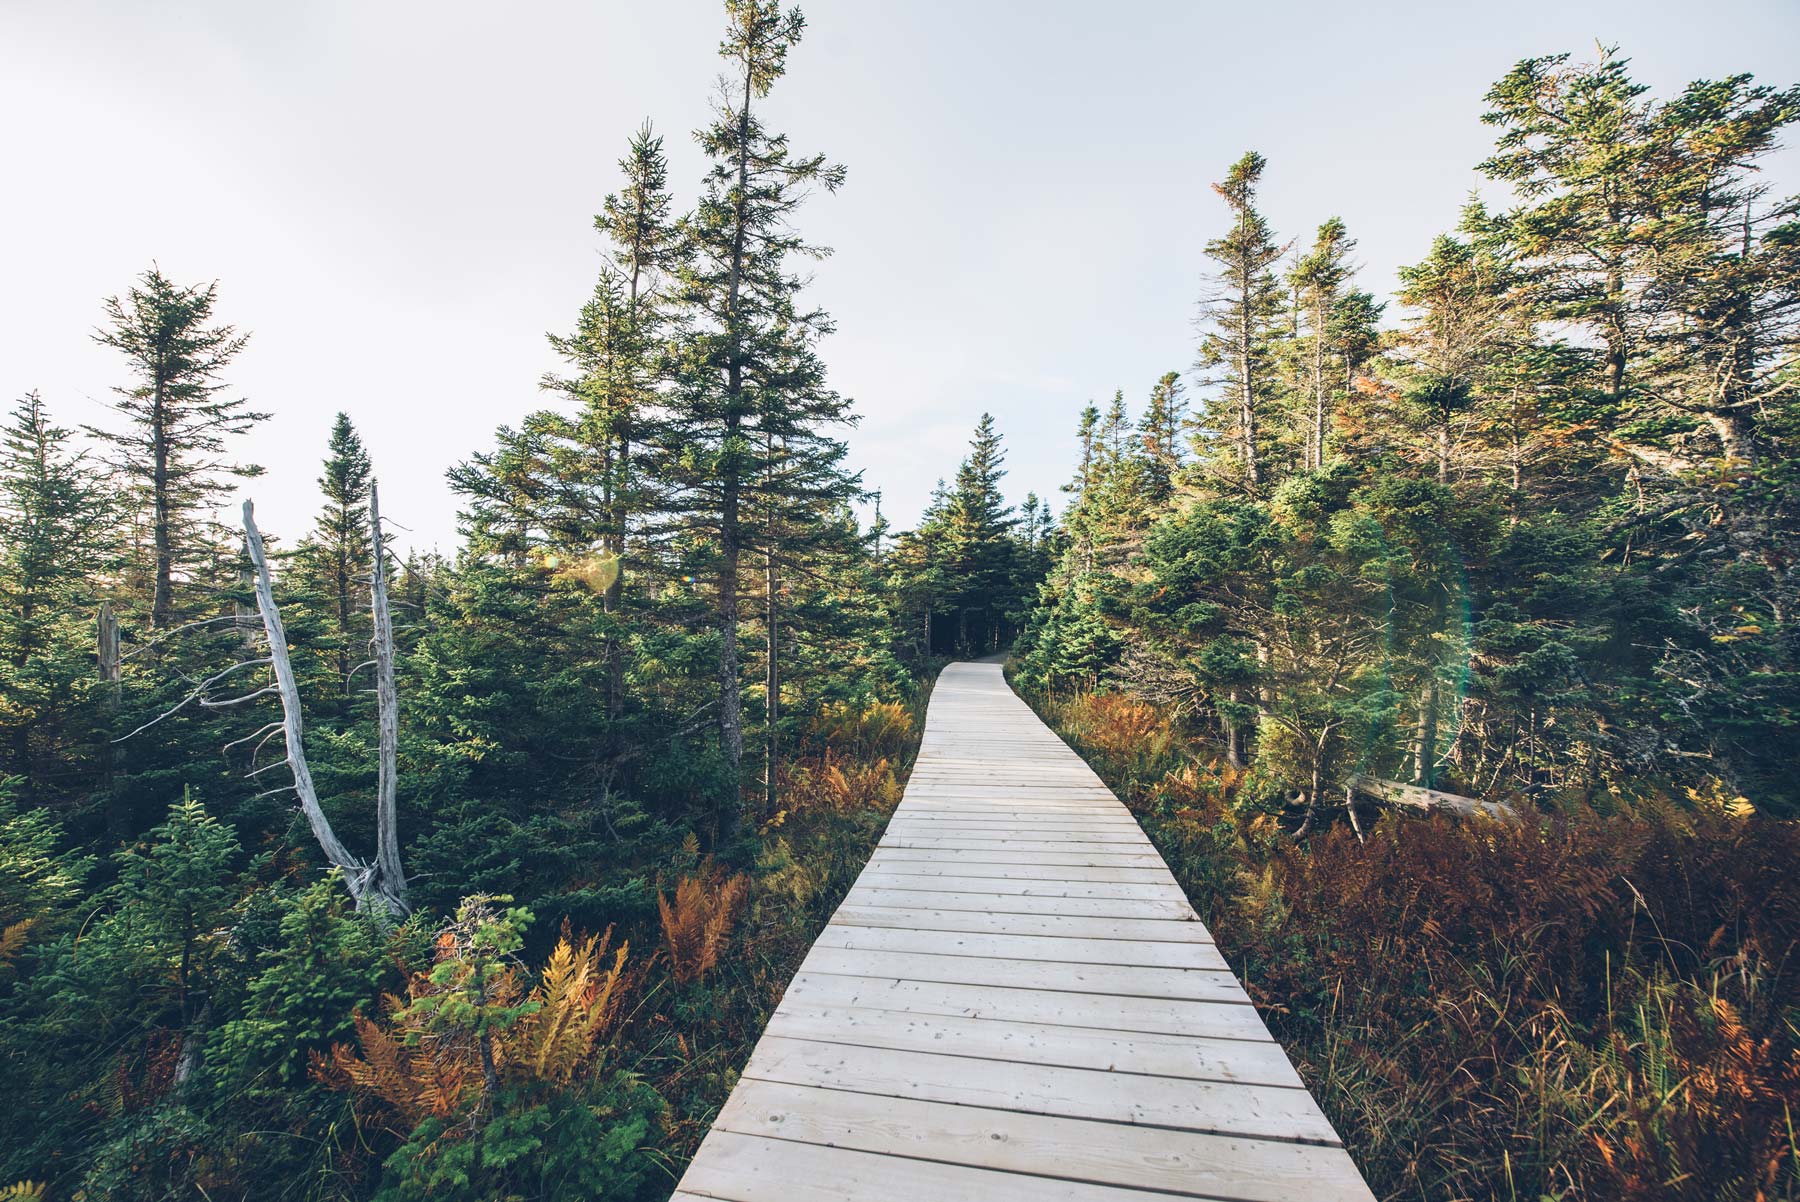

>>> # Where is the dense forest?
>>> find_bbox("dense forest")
[1,3,1797,1199]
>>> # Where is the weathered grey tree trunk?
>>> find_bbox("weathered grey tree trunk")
[369,484,407,905]
[763,436,780,818]
[1223,691,1244,769]
[98,602,124,836]
[243,499,407,921]
[1411,680,1439,787]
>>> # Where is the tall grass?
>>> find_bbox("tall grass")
[1037,689,1800,1202]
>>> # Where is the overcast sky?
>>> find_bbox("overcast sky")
[4,0,1798,553]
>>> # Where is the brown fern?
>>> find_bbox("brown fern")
[659,871,748,984]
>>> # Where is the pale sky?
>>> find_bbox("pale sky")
[4,0,1797,553]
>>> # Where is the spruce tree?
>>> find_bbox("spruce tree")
[662,0,851,829]
[308,413,374,695]
[940,414,1019,652]
[1138,371,1186,503]
[88,267,264,628]
[0,393,112,798]
[1194,153,1287,493]
[1291,219,1356,470]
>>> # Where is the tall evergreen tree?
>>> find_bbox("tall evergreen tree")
[1291,218,1356,470]
[307,413,374,695]
[0,393,112,799]
[1138,371,1186,503]
[1194,152,1287,492]
[940,414,1019,653]
[88,267,264,628]
[540,123,681,730]
[662,0,851,829]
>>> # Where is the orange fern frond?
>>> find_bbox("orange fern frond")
[659,871,748,984]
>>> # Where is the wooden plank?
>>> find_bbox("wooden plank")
[844,885,1195,919]
[885,821,1149,839]
[886,813,1142,828]
[679,1131,1199,1202]
[832,901,1210,940]
[743,1036,1342,1145]
[814,923,1228,970]
[860,859,1174,883]
[781,972,1273,1040]
[798,945,1250,1003]
[764,1005,1302,1087]
[882,834,1152,852]
[851,871,1190,900]
[871,847,1167,866]
[714,1082,1377,1202]
[882,838,1160,856]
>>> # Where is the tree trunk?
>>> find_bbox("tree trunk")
[1223,692,1244,769]
[244,500,406,921]
[1311,297,1327,471]
[713,67,757,835]
[368,484,408,912]
[151,382,173,628]
[764,436,780,819]
[98,602,124,837]
[1411,680,1438,787]
[1706,408,1757,468]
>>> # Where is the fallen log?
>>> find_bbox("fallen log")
[1346,773,1518,822]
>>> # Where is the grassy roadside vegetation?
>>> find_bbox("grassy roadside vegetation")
[1019,684,1800,1202]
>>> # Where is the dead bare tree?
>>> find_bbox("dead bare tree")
[243,496,409,921]
[368,483,406,905]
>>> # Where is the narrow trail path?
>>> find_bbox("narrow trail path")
[673,661,1375,1201]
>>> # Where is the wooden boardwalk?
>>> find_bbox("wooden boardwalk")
[673,661,1374,1202]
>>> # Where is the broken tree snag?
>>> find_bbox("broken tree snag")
[368,483,408,912]
[242,499,408,920]
[1346,773,1519,822]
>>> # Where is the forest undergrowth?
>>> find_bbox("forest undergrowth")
[1027,686,1800,1202]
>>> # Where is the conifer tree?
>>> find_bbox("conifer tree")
[1393,232,1516,483]
[1063,402,1103,573]
[307,413,374,695]
[1195,153,1287,492]
[88,267,264,628]
[1291,219,1356,470]
[1481,48,1653,411]
[940,414,1019,653]
[538,123,681,730]
[662,0,850,827]
[0,393,112,796]
[1138,372,1186,503]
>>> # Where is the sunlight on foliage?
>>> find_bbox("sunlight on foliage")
[657,869,748,986]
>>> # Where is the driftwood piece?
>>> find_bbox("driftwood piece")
[1346,773,1518,822]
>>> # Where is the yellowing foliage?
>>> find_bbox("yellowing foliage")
[0,919,33,973]
[812,699,914,756]
[1062,692,1176,763]
[781,752,900,812]
[657,870,747,985]
[314,924,630,1133]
